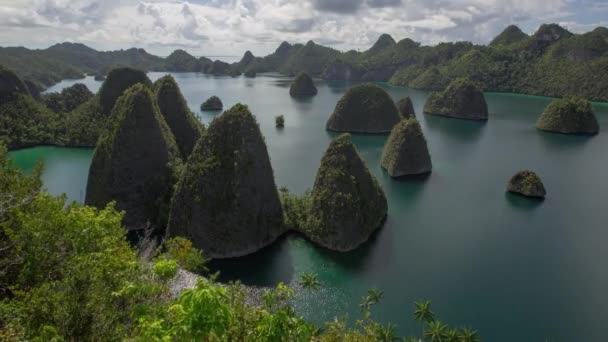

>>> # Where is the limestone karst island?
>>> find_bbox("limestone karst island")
[1,1,608,341]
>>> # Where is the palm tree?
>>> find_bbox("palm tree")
[445,329,460,342]
[414,301,435,339]
[376,322,399,342]
[299,272,321,290]
[424,321,447,342]
[458,328,479,342]
[367,288,384,305]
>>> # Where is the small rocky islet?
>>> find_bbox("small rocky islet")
[289,72,317,96]
[536,96,599,135]
[326,83,401,133]
[306,133,388,251]
[423,78,489,121]
[200,95,223,111]
[507,170,546,199]
[381,118,432,177]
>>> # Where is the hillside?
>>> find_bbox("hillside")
[1,23,607,100]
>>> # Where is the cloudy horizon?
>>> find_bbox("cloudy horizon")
[0,0,607,58]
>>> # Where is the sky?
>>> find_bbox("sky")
[0,0,607,58]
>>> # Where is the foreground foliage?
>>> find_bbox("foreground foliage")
[0,145,479,341]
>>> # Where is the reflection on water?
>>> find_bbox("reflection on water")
[504,192,544,211]
[422,113,486,143]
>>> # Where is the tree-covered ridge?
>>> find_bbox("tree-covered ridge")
[42,83,93,113]
[2,23,607,100]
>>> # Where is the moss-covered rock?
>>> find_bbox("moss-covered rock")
[396,96,416,118]
[0,66,30,100]
[168,104,285,258]
[305,133,387,251]
[507,170,546,198]
[326,83,400,133]
[408,67,449,91]
[289,72,317,96]
[201,96,223,111]
[98,67,151,114]
[381,118,432,177]
[423,78,488,120]
[154,75,204,158]
[536,96,599,134]
[85,84,182,235]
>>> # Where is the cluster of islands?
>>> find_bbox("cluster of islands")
[0,22,605,258]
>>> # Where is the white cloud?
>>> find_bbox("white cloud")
[0,0,602,57]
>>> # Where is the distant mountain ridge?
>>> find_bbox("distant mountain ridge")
[1,23,607,101]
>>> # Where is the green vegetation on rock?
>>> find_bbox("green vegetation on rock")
[201,95,223,111]
[98,67,152,114]
[490,25,529,46]
[154,75,204,158]
[275,115,285,128]
[408,67,449,91]
[381,118,432,177]
[289,72,317,96]
[168,104,284,258]
[396,96,416,117]
[536,96,599,134]
[507,170,546,198]
[85,84,182,235]
[327,83,401,133]
[424,78,488,120]
[305,133,387,251]
[42,83,93,113]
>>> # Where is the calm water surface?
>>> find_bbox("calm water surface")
[11,72,608,341]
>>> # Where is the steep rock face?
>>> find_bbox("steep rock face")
[306,133,387,251]
[322,60,365,81]
[201,96,223,111]
[85,84,181,234]
[360,66,399,82]
[326,83,400,133]
[289,72,318,96]
[98,67,151,114]
[490,25,529,46]
[507,170,546,198]
[168,104,285,258]
[423,78,488,120]
[154,75,204,158]
[0,66,30,100]
[239,51,255,67]
[381,118,431,177]
[23,80,41,100]
[536,97,599,134]
[396,96,416,117]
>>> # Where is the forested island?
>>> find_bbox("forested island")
[1,23,607,101]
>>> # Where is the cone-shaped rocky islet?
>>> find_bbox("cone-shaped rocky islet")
[154,75,204,158]
[168,104,285,258]
[306,133,388,251]
[289,72,317,96]
[85,84,182,234]
[507,170,546,198]
[381,118,432,177]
